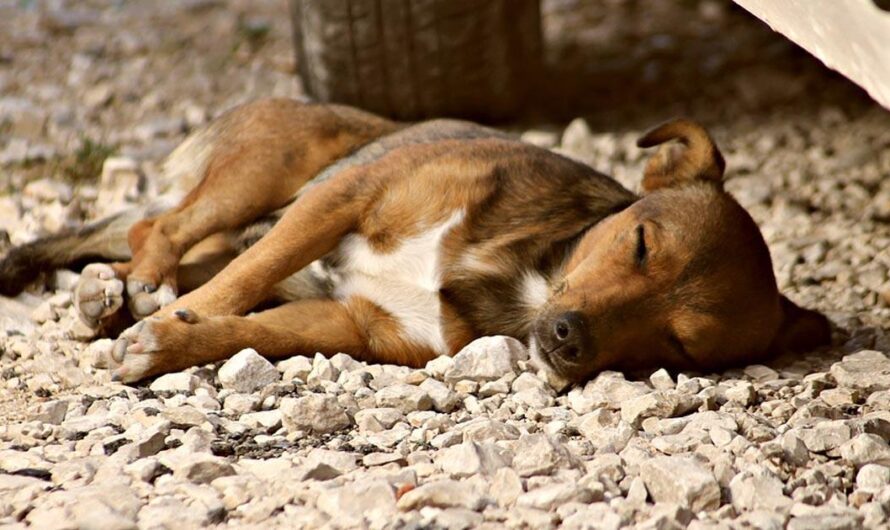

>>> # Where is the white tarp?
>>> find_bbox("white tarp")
[733,0,890,110]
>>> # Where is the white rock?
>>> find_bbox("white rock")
[354,408,404,432]
[149,372,200,393]
[278,356,313,381]
[170,454,235,484]
[425,355,455,379]
[620,391,679,425]
[830,350,890,393]
[729,469,793,513]
[24,177,72,203]
[223,393,260,415]
[280,394,352,434]
[316,479,397,526]
[307,353,339,383]
[375,384,433,413]
[460,419,520,442]
[418,378,460,412]
[240,410,282,430]
[511,433,579,477]
[639,455,720,512]
[396,480,485,511]
[490,467,524,507]
[856,464,890,492]
[97,157,144,215]
[31,399,69,424]
[798,421,851,453]
[437,441,511,477]
[839,433,890,466]
[217,348,279,393]
[561,503,622,530]
[649,368,675,391]
[516,482,596,511]
[444,336,527,385]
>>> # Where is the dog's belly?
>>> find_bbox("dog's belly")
[327,211,465,355]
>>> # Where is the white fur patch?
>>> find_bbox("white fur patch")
[520,271,550,312]
[333,211,465,354]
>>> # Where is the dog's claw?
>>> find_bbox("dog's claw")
[112,338,128,363]
[174,309,199,324]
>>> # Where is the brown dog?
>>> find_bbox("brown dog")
[0,98,830,383]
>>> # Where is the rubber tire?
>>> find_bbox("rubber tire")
[290,0,541,122]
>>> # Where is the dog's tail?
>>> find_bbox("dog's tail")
[636,119,725,191]
[0,200,174,296]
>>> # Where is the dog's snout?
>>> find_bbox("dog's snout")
[548,311,589,360]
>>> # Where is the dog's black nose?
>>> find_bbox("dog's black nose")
[552,311,585,350]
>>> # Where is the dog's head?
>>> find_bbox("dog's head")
[531,119,831,382]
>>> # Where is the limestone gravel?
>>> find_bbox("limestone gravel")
[2,1,890,529]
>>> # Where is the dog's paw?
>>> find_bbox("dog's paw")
[126,277,177,320]
[74,264,125,328]
[109,309,200,383]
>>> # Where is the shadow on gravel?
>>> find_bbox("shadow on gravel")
[524,0,875,130]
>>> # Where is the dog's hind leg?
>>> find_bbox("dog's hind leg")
[120,99,398,321]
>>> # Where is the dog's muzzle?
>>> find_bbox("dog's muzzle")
[531,310,595,381]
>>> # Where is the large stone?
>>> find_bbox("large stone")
[316,479,397,526]
[444,336,527,385]
[31,399,69,425]
[856,464,890,492]
[787,512,863,530]
[436,441,511,477]
[728,469,793,513]
[280,394,352,434]
[639,455,720,512]
[516,482,597,511]
[572,372,650,414]
[149,372,200,393]
[490,467,524,507]
[419,378,460,412]
[374,384,433,413]
[460,418,521,442]
[97,156,144,216]
[217,348,279,393]
[511,434,580,477]
[396,480,486,511]
[354,408,404,432]
[172,454,235,484]
[830,350,890,393]
[798,421,852,453]
[839,433,890,466]
[620,391,680,425]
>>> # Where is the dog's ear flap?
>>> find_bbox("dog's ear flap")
[769,295,832,355]
[637,119,726,193]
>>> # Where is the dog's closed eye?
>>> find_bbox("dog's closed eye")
[635,224,647,267]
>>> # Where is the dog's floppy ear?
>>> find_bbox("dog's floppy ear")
[636,119,726,193]
[769,295,832,354]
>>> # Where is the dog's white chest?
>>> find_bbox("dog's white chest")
[331,211,464,354]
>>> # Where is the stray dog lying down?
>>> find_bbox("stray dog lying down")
[0,99,830,383]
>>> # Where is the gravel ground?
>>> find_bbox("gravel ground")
[2,1,890,529]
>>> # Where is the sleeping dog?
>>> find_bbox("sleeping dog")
[0,99,830,383]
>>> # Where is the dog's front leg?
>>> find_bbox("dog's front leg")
[109,169,373,376]
[107,297,439,382]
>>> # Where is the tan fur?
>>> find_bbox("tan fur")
[0,99,830,383]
